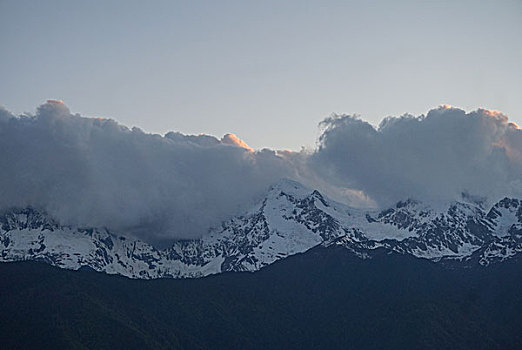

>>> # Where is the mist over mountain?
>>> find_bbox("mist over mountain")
[0,101,520,246]
[0,101,299,245]
[313,106,522,206]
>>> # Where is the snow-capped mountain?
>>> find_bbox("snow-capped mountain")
[1,179,522,279]
[331,197,522,265]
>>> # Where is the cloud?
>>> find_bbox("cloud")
[1,101,520,245]
[0,106,16,122]
[221,133,254,152]
[311,106,522,205]
[0,101,297,246]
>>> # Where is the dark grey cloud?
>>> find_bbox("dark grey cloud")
[1,102,520,245]
[0,101,297,246]
[311,106,522,206]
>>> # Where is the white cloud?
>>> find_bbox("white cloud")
[1,102,520,245]
[0,101,295,246]
[311,106,522,205]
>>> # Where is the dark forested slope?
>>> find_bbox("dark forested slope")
[1,246,522,350]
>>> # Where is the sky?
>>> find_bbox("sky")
[1,0,521,150]
[1,1,521,245]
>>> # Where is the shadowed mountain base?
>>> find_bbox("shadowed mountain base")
[1,246,522,350]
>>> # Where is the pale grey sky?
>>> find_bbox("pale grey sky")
[1,0,521,150]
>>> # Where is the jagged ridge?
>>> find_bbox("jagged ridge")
[1,179,522,278]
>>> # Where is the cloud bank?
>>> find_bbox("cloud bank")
[0,101,520,245]
[0,101,298,246]
[312,105,522,206]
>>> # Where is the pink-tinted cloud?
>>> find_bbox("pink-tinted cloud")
[221,133,254,152]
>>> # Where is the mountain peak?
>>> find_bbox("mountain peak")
[0,207,59,231]
[268,178,315,199]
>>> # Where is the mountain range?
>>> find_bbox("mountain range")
[2,179,521,279]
